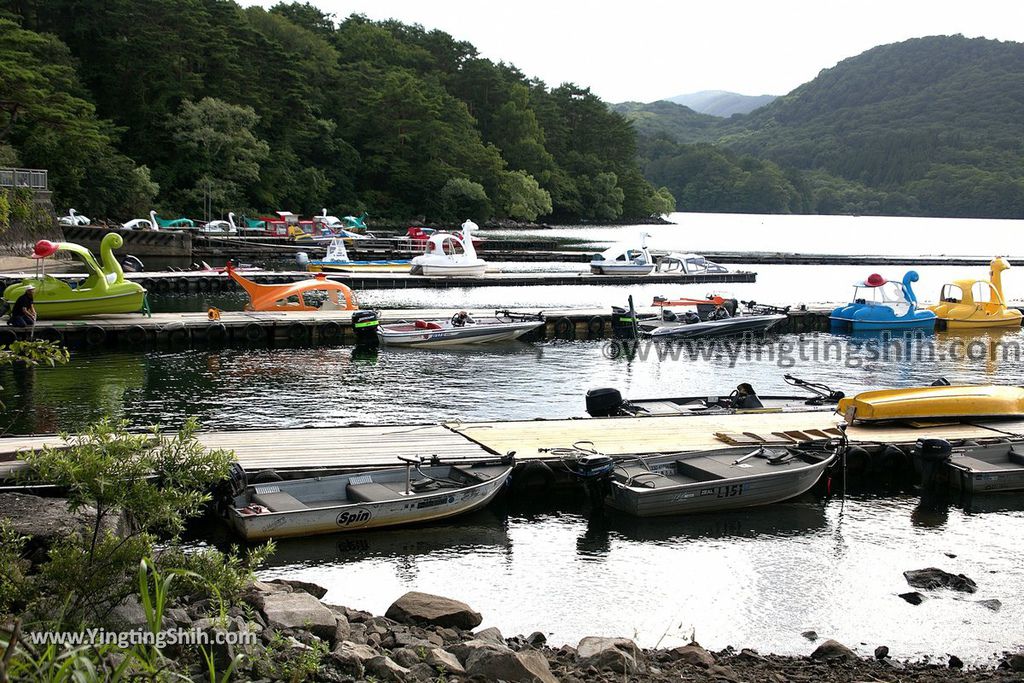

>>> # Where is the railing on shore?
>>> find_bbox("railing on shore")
[0,167,48,191]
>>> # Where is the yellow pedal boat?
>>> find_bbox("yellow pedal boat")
[927,257,1022,329]
[838,384,1024,423]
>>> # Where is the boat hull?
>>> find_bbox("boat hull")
[378,320,544,347]
[644,314,786,338]
[606,447,836,517]
[838,385,1024,422]
[412,263,488,276]
[946,442,1024,493]
[590,263,655,275]
[309,262,410,273]
[34,290,147,319]
[229,464,512,540]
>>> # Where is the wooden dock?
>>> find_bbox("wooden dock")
[2,412,1022,483]
[0,268,756,293]
[0,303,839,349]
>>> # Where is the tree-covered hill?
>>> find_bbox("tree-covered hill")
[621,35,1024,218]
[664,91,777,117]
[0,0,674,222]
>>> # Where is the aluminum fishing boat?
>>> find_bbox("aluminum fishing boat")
[946,441,1024,493]
[585,375,844,417]
[225,456,513,540]
[605,444,838,517]
[377,310,545,347]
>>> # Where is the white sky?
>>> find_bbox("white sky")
[246,0,1024,102]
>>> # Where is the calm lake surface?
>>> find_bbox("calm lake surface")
[4,213,1023,661]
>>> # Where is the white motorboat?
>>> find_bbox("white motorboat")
[409,220,487,276]
[655,253,729,274]
[590,232,655,275]
[225,456,513,540]
[377,310,545,347]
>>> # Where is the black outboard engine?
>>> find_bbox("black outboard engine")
[611,306,636,339]
[912,438,952,489]
[120,255,145,273]
[214,462,248,515]
[352,310,380,347]
[567,452,617,508]
[586,387,624,417]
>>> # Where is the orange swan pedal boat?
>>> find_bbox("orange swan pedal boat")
[226,263,358,312]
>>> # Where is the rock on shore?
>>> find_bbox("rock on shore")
[161,581,1015,682]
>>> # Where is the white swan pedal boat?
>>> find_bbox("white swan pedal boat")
[377,310,545,347]
[226,457,513,540]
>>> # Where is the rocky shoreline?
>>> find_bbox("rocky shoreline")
[100,578,1021,682]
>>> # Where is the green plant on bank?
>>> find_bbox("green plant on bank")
[0,188,53,236]
[1,559,243,682]
[18,418,234,625]
[157,543,275,605]
[254,631,326,683]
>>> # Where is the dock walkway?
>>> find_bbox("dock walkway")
[3,413,1022,482]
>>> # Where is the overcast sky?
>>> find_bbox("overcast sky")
[247,0,1024,102]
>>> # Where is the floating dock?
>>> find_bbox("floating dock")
[2,412,1022,484]
[0,268,755,293]
[0,306,834,349]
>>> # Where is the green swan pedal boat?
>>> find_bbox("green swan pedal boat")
[3,233,147,319]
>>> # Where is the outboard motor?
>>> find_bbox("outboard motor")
[586,387,624,417]
[352,309,380,347]
[120,255,145,273]
[213,462,248,515]
[611,306,636,339]
[912,438,952,489]
[295,252,310,267]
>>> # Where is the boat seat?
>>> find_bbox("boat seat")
[951,455,1010,472]
[1008,448,1024,467]
[674,460,726,482]
[347,482,400,502]
[251,491,308,512]
[451,465,488,482]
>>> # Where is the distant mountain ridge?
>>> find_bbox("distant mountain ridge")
[617,35,1024,218]
[665,90,777,117]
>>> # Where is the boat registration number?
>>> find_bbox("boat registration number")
[701,483,746,498]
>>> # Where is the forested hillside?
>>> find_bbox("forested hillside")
[0,0,674,222]
[622,35,1024,218]
[665,91,776,117]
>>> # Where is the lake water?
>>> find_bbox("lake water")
[4,213,1023,662]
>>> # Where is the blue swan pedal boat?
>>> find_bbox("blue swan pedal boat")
[830,271,936,332]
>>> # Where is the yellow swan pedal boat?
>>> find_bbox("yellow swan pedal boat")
[839,385,1024,423]
[927,257,1022,330]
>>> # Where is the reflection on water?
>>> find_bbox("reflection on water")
[252,494,1022,663]
[4,330,1024,434]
